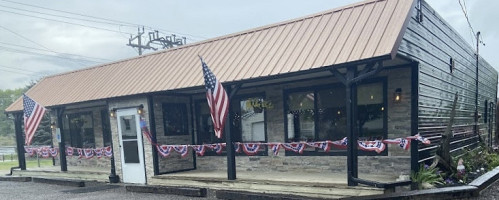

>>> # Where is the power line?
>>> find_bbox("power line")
[0,68,41,76]
[0,0,208,41]
[0,64,40,74]
[0,46,101,64]
[0,24,51,51]
[0,41,110,62]
[458,0,485,50]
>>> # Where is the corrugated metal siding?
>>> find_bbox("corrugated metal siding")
[398,0,498,163]
[6,0,415,112]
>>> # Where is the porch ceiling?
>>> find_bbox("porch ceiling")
[5,0,415,113]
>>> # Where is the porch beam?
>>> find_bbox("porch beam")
[55,107,68,172]
[13,112,26,170]
[225,84,242,180]
[147,95,160,176]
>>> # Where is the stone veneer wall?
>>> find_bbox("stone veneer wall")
[51,106,112,169]
[192,67,413,177]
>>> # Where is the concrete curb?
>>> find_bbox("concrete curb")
[216,190,329,200]
[32,177,85,187]
[0,176,32,182]
[125,185,207,197]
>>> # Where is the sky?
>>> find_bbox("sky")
[0,0,498,90]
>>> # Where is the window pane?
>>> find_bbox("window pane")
[196,102,224,144]
[240,98,265,142]
[357,83,384,139]
[101,109,112,147]
[317,87,346,141]
[68,112,95,148]
[120,115,137,140]
[163,103,188,136]
[287,92,315,142]
[123,141,140,163]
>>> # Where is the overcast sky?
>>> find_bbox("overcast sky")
[0,0,497,90]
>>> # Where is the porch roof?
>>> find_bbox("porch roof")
[6,0,415,112]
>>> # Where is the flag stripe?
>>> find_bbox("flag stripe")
[200,57,229,139]
[23,94,47,146]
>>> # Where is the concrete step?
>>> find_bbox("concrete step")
[12,169,109,182]
[150,176,384,199]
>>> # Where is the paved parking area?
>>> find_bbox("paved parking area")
[0,181,216,200]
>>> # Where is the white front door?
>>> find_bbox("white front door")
[116,108,146,184]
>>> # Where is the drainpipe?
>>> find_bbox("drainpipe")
[475,32,480,137]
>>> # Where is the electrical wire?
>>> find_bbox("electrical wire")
[0,0,208,40]
[0,64,40,74]
[0,46,101,64]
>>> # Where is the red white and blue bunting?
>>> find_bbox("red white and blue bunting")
[104,146,113,158]
[94,148,103,159]
[22,146,114,159]
[191,145,207,156]
[282,143,306,154]
[242,143,261,156]
[156,145,172,157]
[173,145,189,158]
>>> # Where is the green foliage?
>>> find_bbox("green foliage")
[411,164,444,189]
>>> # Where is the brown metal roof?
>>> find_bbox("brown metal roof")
[6,0,415,112]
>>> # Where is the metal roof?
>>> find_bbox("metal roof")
[6,0,415,112]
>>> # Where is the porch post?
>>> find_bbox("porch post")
[13,112,26,170]
[346,67,358,186]
[55,107,67,172]
[225,86,236,180]
[410,62,420,185]
[147,95,160,176]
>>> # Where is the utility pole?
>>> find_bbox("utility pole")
[127,27,187,55]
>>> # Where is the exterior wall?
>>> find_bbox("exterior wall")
[108,97,151,183]
[190,69,413,177]
[398,0,498,163]
[51,106,111,169]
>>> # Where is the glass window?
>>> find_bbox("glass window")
[196,102,224,144]
[317,87,346,141]
[239,98,266,142]
[357,82,384,139]
[287,92,315,142]
[65,112,95,148]
[163,103,188,136]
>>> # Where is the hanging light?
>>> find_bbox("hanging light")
[110,109,117,118]
[137,104,144,115]
[394,88,402,103]
[50,122,56,130]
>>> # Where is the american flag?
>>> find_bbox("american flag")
[200,56,229,139]
[23,94,47,146]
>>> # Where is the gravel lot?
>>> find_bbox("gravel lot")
[470,179,499,200]
[0,181,217,200]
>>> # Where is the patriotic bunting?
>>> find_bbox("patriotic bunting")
[192,145,207,156]
[242,143,261,156]
[358,140,386,153]
[268,143,281,156]
[156,145,172,157]
[307,141,332,152]
[383,138,411,150]
[173,145,189,158]
[83,148,94,159]
[77,148,83,159]
[24,146,35,157]
[331,137,348,149]
[49,148,58,157]
[208,143,224,154]
[66,147,74,156]
[407,133,431,145]
[104,146,113,158]
[94,148,103,158]
[234,142,241,153]
[282,143,306,154]
[38,147,50,158]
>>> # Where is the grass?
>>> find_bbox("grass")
[0,157,53,171]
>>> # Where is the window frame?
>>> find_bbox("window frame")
[65,111,95,148]
[162,103,189,136]
[283,78,387,156]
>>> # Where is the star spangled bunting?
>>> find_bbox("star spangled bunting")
[104,146,113,158]
[242,143,260,156]
[331,137,348,149]
[407,133,431,145]
[208,143,224,154]
[191,145,207,156]
[200,56,229,139]
[267,143,281,156]
[83,148,94,159]
[77,148,83,159]
[234,142,241,153]
[94,148,103,158]
[23,94,47,146]
[358,140,386,153]
[156,145,172,157]
[49,148,58,157]
[383,138,411,150]
[282,143,306,154]
[173,145,189,158]
[66,147,74,156]
[24,146,35,157]
[38,147,50,158]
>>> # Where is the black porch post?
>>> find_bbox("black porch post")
[410,62,420,189]
[13,112,26,170]
[147,95,160,176]
[55,107,67,172]
[346,67,358,186]
[225,86,236,180]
